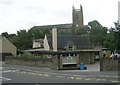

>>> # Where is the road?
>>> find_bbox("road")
[1,64,119,84]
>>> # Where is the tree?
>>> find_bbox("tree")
[88,20,102,28]
[76,25,90,35]
[103,27,119,51]
[77,20,108,46]
[15,30,31,49]
[1,20,116,51]
[1,32,9,38]
[7,28,50,50]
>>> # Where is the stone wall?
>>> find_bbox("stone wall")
[51,55,59,69]
[5,56,53,68]
[59,55,80,70]
[5,51,98,70]
[100,57,119,71]
[79,52,95,64]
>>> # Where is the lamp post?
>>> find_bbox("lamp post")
[114,22,120,52]
[32,34,34,41]
[32,34,35,48]
[87,31,91,40]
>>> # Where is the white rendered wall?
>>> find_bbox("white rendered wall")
[44,35,50,51]
[52,27,57,52]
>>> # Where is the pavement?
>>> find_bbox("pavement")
[86,62,100,71]
[59,62,100,72]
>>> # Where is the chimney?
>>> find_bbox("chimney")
[52,27,57,51]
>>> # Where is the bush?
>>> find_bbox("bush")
[21,52,32,61]
[7,52,52,62]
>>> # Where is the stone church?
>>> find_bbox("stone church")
[32,5,84,34]
[26,5,101,70]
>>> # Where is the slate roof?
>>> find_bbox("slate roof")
[32,23,72,29]
[46,35,93,49]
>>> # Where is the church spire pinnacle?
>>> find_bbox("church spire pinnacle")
[80,4,83,12]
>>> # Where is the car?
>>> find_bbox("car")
[110,53,120,58]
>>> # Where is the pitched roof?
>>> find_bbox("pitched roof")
[32,23,72,29]
[46,35,93,49]
[0,36,17,48]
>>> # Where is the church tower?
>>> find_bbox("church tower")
[72,4,84,34]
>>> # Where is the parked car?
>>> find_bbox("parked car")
[110,53,120,58]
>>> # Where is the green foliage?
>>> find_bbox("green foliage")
[103,33,115,51]
[22,52,32,57]
[77,20,108,46]
[88,20,102,28]
[2,28,50,50]
[16,30,31,49]
[76,20,118,51]
[76,25,90,35]
[103,27,120,51]
[21,52,32,61]
[1,20,118,51]
[1,32,9,38]
[9,53,51,61]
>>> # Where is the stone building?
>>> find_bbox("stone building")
[23,5,102,70]
[0,36,17,61]
[30,28,101,70]
[32,39,44,48]
[32,5,84,35]
[72,5,84,34]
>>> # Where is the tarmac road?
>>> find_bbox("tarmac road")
[1,64,119,84]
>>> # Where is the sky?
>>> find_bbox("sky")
[0,0,119,34]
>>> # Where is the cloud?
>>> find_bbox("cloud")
[0,0,119,34]
[0,0,13,4]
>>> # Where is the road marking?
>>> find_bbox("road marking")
[56,76,64,78]
[67,77,74,79]
[2,70,19,73]
[9,68,16,70]
[85,78,95,80]
[96,78,106,81]
[75,77,82,80]
[18,71,50,77]
[85,78,90,80]
[2,70,11,73]
[44,74,49,77]
[111,80,120,83]
[3,67,118,83]
[0,77,11,81]
[28,72,37,75]
[10,70,19,72]
[38,73,42,76]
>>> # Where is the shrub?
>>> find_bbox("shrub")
[21,52,32,61]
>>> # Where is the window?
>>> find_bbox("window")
[69,46,73,50]
[70,54,73,56]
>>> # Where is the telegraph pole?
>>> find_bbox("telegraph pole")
[114,22,120,52]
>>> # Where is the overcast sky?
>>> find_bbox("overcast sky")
[0,0,119,34]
